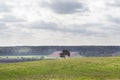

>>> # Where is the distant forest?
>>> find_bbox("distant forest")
[0,46,120,57]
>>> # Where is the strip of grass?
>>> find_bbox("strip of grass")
[0,57,120,80]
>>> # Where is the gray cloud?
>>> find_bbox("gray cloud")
[0,23,9,38]
[43,0,88,14]
[107,0,120,7]
[107,15,120,24]
[0,15,25,23]
[56,23,120,37]
[0,2,12,13]
[29,21,106,36]
[0,23,8,30]
[101,25,120,36]
[30,21,58,30]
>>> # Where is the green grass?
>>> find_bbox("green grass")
[0,57,120,80]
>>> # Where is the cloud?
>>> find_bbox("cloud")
[108,15,120,24]
[0,23,10,38]
[107,0,120,7]
[29,21,106,36]
[30,21,58,30]
[0,23,8,30]
[0,0,120,46]
[0,15,25,23]
[42,0,88,14]
[0,2,12,13]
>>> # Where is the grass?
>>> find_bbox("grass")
[0,57,120,80]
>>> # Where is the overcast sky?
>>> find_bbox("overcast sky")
[0,0,120,46]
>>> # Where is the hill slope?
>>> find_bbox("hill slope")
[0,57,120,80]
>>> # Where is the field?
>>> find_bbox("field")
[0,57,120,80]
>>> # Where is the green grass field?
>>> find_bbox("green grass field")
[0,57,120,80]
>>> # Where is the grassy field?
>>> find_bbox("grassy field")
[0,57,120,80]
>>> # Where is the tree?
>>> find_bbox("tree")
[60,50,70,58]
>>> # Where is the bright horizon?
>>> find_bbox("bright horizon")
[0,0,120,46]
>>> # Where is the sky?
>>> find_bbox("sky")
[0,0,120,46]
